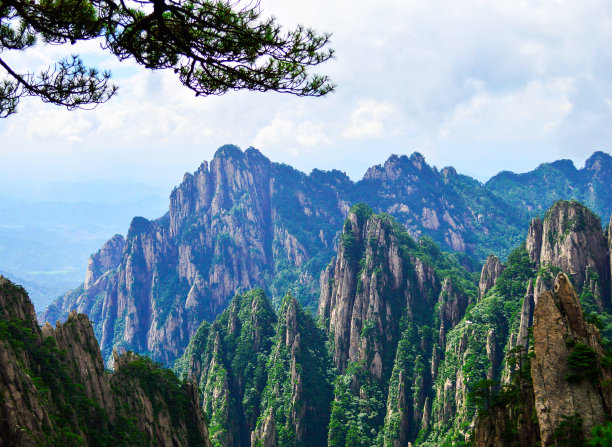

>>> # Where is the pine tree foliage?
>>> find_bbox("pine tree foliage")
[0,0,335,116]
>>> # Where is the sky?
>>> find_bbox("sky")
[2,0,612,197]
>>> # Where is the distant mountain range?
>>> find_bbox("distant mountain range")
[0,185,168,310]
[40,146,612,369]
[486,152,612,220]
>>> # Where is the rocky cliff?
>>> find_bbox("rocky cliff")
[439,200,612,446]
[0,275,211,446]
[525,200,610,310]
[43,145,530,366]
[319,204,478,446]
[174,289,333,447]
[473,272,612,446]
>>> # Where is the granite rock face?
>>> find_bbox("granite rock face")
[174,289,277,447]
[531,273,612,446]
[470,202,612,446]
[251,295,333,447]
[84,234,125,289]
[473,273,612,446]
[526,200,610,309]
[0,276,211,447]
[43,146,528,366]
[478,255,505,299]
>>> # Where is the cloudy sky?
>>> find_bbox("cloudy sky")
[2,0,612,197]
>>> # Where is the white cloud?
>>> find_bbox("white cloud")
[342,100,397,140]
[438,78,575,140]
[254,116,331,154]
[1,0,612,186]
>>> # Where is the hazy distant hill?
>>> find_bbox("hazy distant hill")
[0,183,168,310]
[487,151,612,222]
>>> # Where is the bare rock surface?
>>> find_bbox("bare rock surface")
[0,276,212,446]
[478,255,505,299]
[531,273,611,446]
[526,200,610,309]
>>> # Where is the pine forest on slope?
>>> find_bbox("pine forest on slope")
[175,201,612,446]
[0,276,212,446]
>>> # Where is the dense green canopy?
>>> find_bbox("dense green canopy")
[0,0,335,117]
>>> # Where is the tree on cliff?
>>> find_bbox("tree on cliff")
[0,0,335,117]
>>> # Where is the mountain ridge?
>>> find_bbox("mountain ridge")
[0,275,212,446]
[173,200,612,446]
[40,146,612,369]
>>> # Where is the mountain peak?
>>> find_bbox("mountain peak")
[213,144,243,159]
[410,151,427,169]
[127,216,153,238]
[548,158,577,174]
[363,151,433,181]
[584,150,612,171]
[244,146,265,159]
[441,166,457,179]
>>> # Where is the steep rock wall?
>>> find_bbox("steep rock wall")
[0,276,211,446]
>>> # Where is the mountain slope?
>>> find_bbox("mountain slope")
[170,200,611,446]
[175,289,333,447]
[41,147,611,368]
[0,275,212,446]
[486,151,612,223]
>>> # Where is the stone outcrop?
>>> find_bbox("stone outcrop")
[515,279,535,350]
[0,276,212,446]
[525,200,610,309]
[472,380,539,447]
[461,202,612,446]
[531,273,612,446]
[112,351,212,447]
[478,255,505,299]
[473,273,612,446]
[437,277,473,348]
